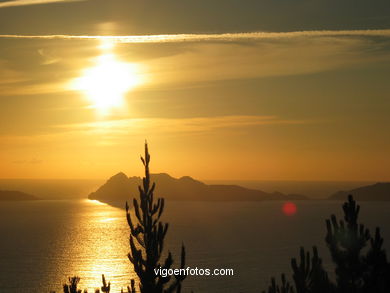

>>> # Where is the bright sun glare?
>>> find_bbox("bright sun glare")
[72,42,140,113]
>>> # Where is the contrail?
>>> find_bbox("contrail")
[0,29,389,43]
[0,0,84,8]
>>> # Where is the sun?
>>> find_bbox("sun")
[72,52,140,113]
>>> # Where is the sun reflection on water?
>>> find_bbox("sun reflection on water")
[64,200,138,292]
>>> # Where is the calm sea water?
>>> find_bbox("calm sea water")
[0,199,389,293]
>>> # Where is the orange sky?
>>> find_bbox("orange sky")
[0,2,390,181]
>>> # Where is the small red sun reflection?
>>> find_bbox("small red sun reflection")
[282,202,297,216]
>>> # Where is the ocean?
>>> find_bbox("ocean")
[0,199,389,292]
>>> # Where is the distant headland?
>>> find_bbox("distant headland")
[0,190,39,201]
[88,172,307,203]
[329,182,390,201]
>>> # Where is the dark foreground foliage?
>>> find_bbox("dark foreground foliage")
[263,195,390,293]
[52,144,186,293]
[53,145,389,293]
[55,275,109,293]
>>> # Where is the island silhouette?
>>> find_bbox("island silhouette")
[88,172,307,203]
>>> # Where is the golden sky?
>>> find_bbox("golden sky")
[0,1,390,180]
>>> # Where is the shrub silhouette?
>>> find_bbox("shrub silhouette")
[57,274,109,293]
[62,276,84,293]
[125,143,186,293]
[263,195,390,293]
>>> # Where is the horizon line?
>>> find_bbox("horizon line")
[0,177,382,183]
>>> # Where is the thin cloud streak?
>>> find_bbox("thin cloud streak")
[0,116,307,147]
[0,0,84,8]
[57,115,307,135]
[0,30,390,43]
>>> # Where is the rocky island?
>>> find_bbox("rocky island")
[88,172,307,203]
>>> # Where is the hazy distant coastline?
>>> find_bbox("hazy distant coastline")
[329,182,390,201]
[0,179,104,200]
[1,178,388,202]
[0,190,39,201]
[204,180,374,199]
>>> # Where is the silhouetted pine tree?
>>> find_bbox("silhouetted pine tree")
[290,246,333,293]
[126,143,186,293]
[264,274,294,293]
[326,195,390,293]
[263,195,390,293]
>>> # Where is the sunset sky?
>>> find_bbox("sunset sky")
[0,0,389,180]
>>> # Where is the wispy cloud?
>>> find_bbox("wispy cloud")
[0,60,26,85]
[1,29,389,96]
[0,116,307,148]
[0,0,84,8]
[0,29,389,43]
[0,80,69,96]
[38,49,61,65]
[57,115,306,136]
